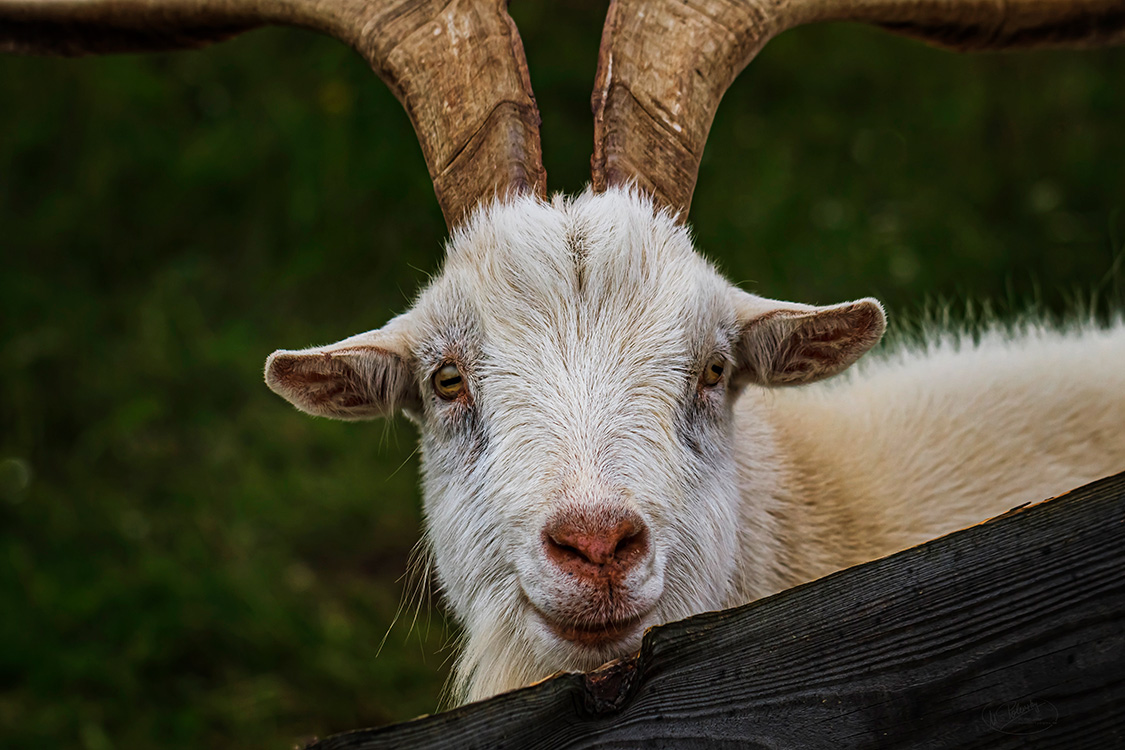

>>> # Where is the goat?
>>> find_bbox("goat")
[5,0,1123,705]
[265,186,1125,701]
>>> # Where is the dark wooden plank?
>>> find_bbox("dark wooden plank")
[307,471,1125,749]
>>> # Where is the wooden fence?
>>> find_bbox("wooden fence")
[308,470,1125,749]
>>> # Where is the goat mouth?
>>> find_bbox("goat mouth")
[526,600,648,648]
[546,614,644,647]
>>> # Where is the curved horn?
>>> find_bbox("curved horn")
[591,0,1125,220]
[0,0,546,228]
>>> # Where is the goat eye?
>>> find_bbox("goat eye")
[433,363,465,399]
[701,355,725,387]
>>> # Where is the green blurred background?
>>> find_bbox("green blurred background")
[1,2,1122,747]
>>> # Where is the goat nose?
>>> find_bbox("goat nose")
[542,507,650,582]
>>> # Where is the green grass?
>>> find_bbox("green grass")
[1,8,1122,748]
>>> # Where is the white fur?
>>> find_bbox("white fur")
[265,187,1125,703]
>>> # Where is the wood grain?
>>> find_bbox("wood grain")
[0,0,546,228]
[592,0,1125,220]
[307,470,1125,748]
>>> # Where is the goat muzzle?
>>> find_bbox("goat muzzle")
[542,506,650,587]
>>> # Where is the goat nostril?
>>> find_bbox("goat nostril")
[615,527,647,559]
[546,536,585,563]
[542,509,650,575]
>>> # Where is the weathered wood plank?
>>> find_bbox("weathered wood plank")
[308,470,1125,749]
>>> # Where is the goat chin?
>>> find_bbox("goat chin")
[265,188,1125,705]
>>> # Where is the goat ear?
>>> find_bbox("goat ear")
[732,291,886,387]
[264,315,419,420]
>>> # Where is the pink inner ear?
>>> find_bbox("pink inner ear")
[268,353,360,409]
[266,341,418,420]
[777,303,884,383]
[739,300,885,387]
[267,346,395,419]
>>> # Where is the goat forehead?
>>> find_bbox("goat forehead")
[422,193,735,465]
[439,189,729,351]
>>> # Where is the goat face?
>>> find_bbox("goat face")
[265,188,885,700]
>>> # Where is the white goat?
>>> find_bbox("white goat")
[265,187,1125,701]
[8,0,1121,708]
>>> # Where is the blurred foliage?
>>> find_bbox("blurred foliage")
[1,2,1122,747]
